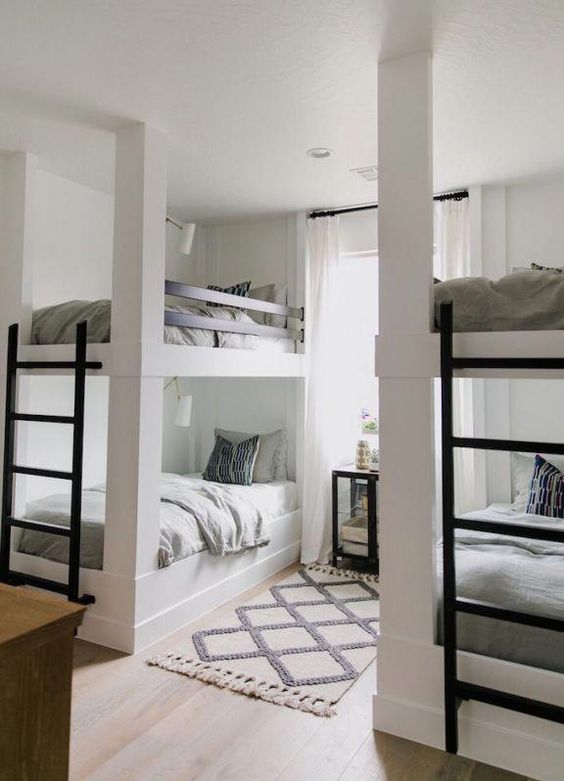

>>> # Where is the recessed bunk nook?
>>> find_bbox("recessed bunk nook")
[0,127,306,653]
[374,50,564,781]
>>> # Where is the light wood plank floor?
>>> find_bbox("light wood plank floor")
[70,566,531,781]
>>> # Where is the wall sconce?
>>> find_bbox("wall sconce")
[164,377,192,427]
[166,217,196,255]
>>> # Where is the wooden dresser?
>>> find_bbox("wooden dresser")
[0,584,85,781]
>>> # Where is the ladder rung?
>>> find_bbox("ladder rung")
[7,517,70,537]
[452,357,564,371]
[11,465,73,480]
[455,597,564,632]
[454,516,564,544]
[456,681,564,724]
[7,570,69,596]
[452,436,564,455]
[16,361,102,370]
[10,413,75,424]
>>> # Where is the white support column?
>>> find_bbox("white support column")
[0,152,36,515]
[375,51,440,730]
[104,124,167,591]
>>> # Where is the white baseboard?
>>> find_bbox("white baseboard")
[78,612,135,652]
[131,540,300,653]
[373,693,564,780]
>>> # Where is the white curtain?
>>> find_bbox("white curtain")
[301,217,349,564]
[434,198,475,513]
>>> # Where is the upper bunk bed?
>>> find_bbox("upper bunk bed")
[376,267,564,380]
[20,279,307,378]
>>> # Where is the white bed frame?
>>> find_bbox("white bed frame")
[0,130,307,655]
[374,52,564,779]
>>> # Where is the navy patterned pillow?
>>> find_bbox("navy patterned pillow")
[202,434,260,486]
[207,281,251,306]
[530,262,564,273]
[526,455,564,518]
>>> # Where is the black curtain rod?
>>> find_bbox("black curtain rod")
[308,189,469,219]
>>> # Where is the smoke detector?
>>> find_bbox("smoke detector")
[307,147,332,159]
[351,165,378,181]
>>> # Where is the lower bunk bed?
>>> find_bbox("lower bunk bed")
[12,475,302,653]
[437,501,564,674]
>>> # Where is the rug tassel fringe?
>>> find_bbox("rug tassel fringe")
[148,652,337,717]
[305,563,379,584]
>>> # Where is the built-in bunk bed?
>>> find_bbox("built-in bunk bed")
[32,279,304,353]
[373,53,564,779]
[0,129,306,654]
[16,442,299,571]
[438,299,564,755]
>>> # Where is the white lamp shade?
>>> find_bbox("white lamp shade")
[177,222,196,255]
[174,394,193,427]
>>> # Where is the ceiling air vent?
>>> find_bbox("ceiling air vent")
[350,165,378,181]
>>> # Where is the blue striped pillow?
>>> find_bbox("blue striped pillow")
[526,455,564,518]
[202,435,260,486]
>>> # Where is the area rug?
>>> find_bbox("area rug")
[148,565,379,717]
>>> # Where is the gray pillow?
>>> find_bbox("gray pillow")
[215,428,288,483]
[248,284,275,325]
[247,284,288,329]
[266,285,288,329]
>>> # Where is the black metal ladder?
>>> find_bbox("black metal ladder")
[0,321,102,604]
[440,300,564,754]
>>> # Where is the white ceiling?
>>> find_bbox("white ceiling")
[0,1,563,221]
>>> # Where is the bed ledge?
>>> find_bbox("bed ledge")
[376,330,564,379]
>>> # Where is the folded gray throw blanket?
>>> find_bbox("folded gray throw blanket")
[17,474,271,570]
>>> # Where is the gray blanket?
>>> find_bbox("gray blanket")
[31,299,294,352]
[435,270,564,331]
[437,505,564,673]
[17,474,271,570]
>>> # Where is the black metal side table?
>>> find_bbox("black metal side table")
[332,465,379,575]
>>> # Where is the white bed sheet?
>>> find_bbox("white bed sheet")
[182,474,298,518]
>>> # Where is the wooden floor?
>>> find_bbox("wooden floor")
[70,566,531,781]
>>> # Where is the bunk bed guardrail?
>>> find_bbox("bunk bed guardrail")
[440,300,564,755]
[164,280,305,342]
[0,320,101,605]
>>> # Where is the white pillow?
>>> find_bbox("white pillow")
[510,452,564,510]
[214,428,288,483]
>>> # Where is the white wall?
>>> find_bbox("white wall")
[161,377,298,480]
[24,171,113,501]
[33,170,114,307]
[213,216,290,288]
[22,375,109,502]
[187,214,296,292]
[478,175,564,503]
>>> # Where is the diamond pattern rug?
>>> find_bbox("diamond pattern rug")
[149,565,379,716]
